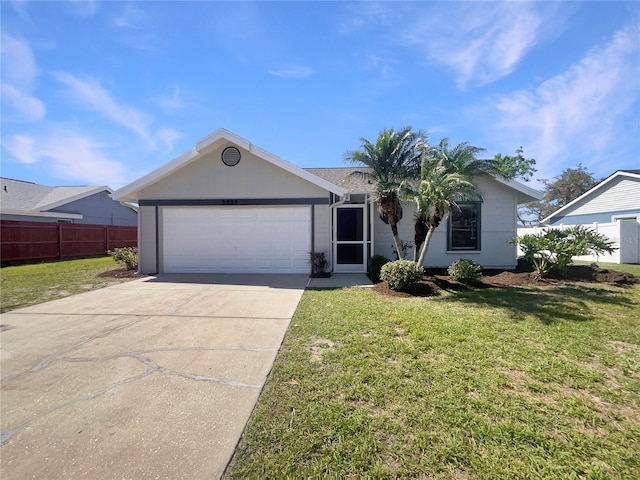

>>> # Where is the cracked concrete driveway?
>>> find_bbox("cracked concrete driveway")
[0,274,307,479]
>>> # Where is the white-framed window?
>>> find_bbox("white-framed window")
[448,202,481,251]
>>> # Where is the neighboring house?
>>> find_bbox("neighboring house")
[0,178,137,226]
[112,129,541,275]
[535,170,640,264]
[541,170,640,226]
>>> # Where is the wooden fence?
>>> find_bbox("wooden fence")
[1,220,137,264]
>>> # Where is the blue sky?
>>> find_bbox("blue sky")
[1,1,639,190]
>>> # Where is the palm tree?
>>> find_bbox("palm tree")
[406,155,482,266]
[432,138,503,178]
[345,127,428,259]
[405,139,503,266]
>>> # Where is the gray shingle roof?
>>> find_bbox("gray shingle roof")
[0,178,105,214]
[0,178,53,211]
[304,167,376,193]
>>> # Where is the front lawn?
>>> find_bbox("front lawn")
[573,260,640,278]
[227,281,640,479]
[0,257,138,313]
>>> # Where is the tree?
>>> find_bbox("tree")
[344,127,428,259]
[405,154,483,267]
[408,138,504,263]
[520,163,599,224]
[492,147,537,182]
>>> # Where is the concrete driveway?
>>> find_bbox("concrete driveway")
[0,274,307,479]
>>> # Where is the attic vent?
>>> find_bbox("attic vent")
[221,146,241,167]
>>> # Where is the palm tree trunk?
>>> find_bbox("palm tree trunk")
[390,220,403,260]
[414,215,428,262]
[417,226,436,267]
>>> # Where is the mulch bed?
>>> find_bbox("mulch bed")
[372,265,639,298]
[97,268,143,279]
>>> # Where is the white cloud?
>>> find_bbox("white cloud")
[66,0,99,17]
[53,72,155,145]
[3,135,37,164]
[9,1,31,21]
[338,2,398,35]
[399,2,548,88]
[491,24,640,176]
[0,33,38,87]
[1,84,46,121]
[0,33,46,121]
[3,131,127,187]
[156,86,185,110]
[156,127,183,151]
[109,5,160,52]
[267,65,315,79]
[51,73,183,157]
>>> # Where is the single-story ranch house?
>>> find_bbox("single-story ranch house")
[113,129,541,275]
[1,177,137,226]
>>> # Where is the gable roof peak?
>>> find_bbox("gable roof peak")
[540,169,640,224]
[112,128,345,202]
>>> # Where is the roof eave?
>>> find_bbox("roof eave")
[492,176,543,204]
[0,209,83,220]
[112,149,199,202]
[37,186,113,211]
[539,170,640,224]
[112,129,346,201]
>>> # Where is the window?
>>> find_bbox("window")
[448,203,480,250]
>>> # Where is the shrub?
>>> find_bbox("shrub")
[511,226,616,278]
[447,258,482,284]
[367,255,391,283]
[309,251,329,276]
[108,247,138,270]
[380,260,423,291]
[510,233,545,270]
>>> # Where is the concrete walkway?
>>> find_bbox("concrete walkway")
[0,274,307,479]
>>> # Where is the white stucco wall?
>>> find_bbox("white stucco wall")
[140,145,328,200]
[136,143,332,274]
[312,204,332,264]
[373,176,520,269]
[138,206,157,274]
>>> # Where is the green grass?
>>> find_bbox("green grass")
[228,281,640,479]
[0,257,135,312]
[574,260,640,277]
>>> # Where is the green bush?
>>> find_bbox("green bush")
[367,255,391,283]
[511,226,616,278]
[108,247,138,270]
[380,260,423,291]
[447,258,482,284]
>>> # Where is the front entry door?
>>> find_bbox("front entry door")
[334,206,366,272]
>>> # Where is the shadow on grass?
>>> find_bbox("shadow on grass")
[438,284,637,325]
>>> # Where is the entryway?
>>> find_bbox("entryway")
[333,205,369,273]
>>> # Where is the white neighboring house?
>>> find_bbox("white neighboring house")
[518,170,640,264]
[113,128,542,275]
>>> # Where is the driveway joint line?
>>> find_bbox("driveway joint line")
[1,348,263,445]
[1,316,152,384]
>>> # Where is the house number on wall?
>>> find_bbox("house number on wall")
[221,199,239,205]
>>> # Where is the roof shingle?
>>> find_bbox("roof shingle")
[304,167,375,193]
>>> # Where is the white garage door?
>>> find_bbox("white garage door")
[162,206,311,274]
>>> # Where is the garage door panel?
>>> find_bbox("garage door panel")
[162,207,311,274]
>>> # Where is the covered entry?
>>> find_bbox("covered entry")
[333,201,372,273]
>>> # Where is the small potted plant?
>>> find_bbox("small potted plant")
[309,251,331,278]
